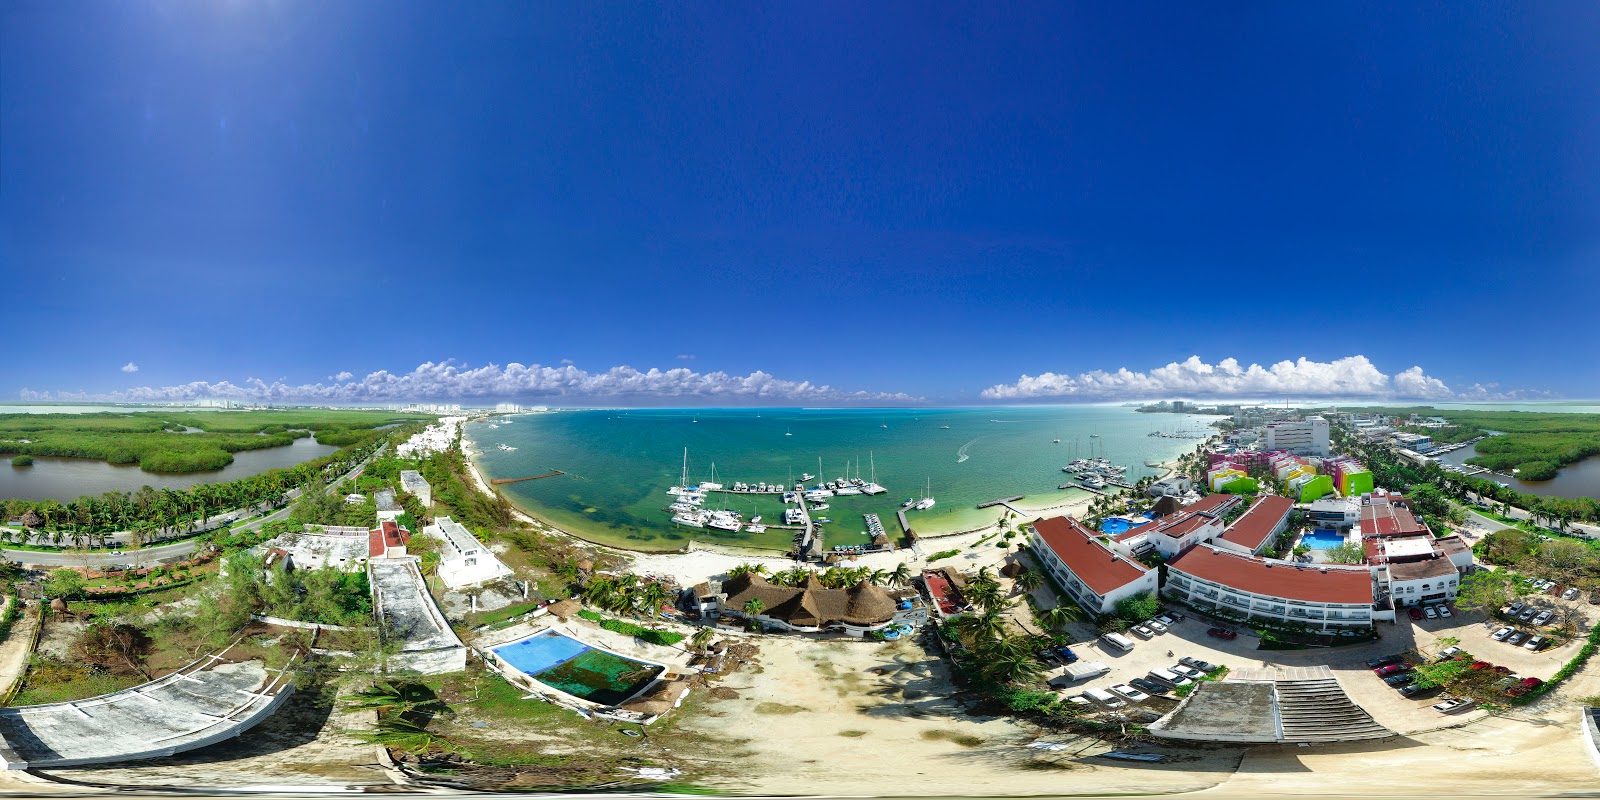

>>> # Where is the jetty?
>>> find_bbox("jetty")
[1062,483,1108,496]
[977,495,1025,509]
[490,470,566,485]
[896,509,911,534]
[1108,480,1135,489]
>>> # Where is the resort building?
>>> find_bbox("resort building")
[1146,475,1193,498]
[260,526,371,573]
[427,515,514,590]
[369,519,410,560]
[1214,495,1296,556]
[1114,501,1231,560]
[1325,457,1374,497]
[1364,532,1474,607]
[399,469,432,507]
[1308,497,1360,530]
[1358,494,1431,539]
[1264,416,1330,457]
[1164,546,1376,630]
[705,572,921,635]
[1029,516,1157,617]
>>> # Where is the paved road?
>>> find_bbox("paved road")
[0,451,377,570]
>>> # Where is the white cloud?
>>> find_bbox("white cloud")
[676,354,696,360]
[559,358,574,365]
[120,362,139,374]
[27,360,919,406]
[334,371,354,381]
[981,355,1498,401]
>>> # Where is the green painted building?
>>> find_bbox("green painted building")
[1296,474,1335,502]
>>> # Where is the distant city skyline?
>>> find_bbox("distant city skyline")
[5,4,1596,404]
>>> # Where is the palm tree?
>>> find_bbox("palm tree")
[728,562,768,579]
[976,637,1046,686]
[952,607,1008,646]
[1012,569,1044,594]
[636,581,671,622]
[889,562,914,588]
[741,597,765,626]
[1037,603,1083,632]
[691,627,716,652]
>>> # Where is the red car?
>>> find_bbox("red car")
[1408,607,1423,621]
[1374,664,1411,677]
[1207,627,1238,640]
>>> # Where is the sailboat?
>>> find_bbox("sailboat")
[667,448,693,495]
[914,478,936,510]
[861,451,887,494]
[785,427,792,437]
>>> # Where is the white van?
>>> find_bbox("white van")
[1100,632,1136,652]
[1082,687,1126,709]
[1148,668,1193,688]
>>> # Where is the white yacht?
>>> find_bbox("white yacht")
[672,510,709,527]
[915,497,936,510]
[750,515,762,524]
[801,473,815,482]
[809,502,830,511]
[744,524,767,534]
[708,516,742,533]
[496,443,517,452]
[1081,474,1107,489]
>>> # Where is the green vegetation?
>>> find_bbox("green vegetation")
[928,548,961,562]
[8,455,31,467]
[218,551,373,627]
[1,422,420,544]
[1324,541,1365,565]
[1113,592,1159,624]
[1349,406,1600,484]
[0,409,427,474]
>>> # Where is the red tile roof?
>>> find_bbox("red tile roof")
[369,520,409,558]
[1185,494,1241,515]
[1219,495,1295,551]
[1168,546,1374,604]
[1359,503,1429,538]
[1032,516,1150,596]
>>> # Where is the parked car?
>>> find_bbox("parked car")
[1155,614,1176,626]
[1432,697,1475,714]
[1508,601,1526,615]
[1507,631,1529,646]
[1366,654,1405,668]
[1128,677,1169,696]
[1109,683,1150,703]
[1399,683,1439,698]
[1424,606,1438,620]
[1082,688,1127,709]
[1438,605,1453,618]
[1524,635,1548,651]
[1178,656,1216,673]
[1518,607,1538,622]
[1146,620,1168,634]
[1148,668,1193,688]
[1373,664,1410,677]
[1207,627,1237,640]
[1383,673,1413,687]
[1436,645,1463,660]
[1131,625,1156,638]
[1532,610,1554,626]
[1408,607,1423,621]
[1170,664,1204,680]
[1056,646,1080,664]
[1491,626,1514,641]
[1562,587,1581,601]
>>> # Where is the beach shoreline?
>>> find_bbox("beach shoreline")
[460,434,1098,584]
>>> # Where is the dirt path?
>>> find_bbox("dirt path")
[0,599,38,702]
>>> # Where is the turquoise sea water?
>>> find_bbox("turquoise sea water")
[466,406,1222,552]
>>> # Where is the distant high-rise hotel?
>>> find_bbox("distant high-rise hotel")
[1264,416,1330,457]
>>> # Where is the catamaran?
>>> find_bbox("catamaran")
[914,478,936,510]
[860,451,887,494]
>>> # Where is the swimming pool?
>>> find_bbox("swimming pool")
[1301,529,1348,550]
[491,630,664,706]
[1100,515,1153,535]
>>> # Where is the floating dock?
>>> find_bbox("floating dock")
[1062,483,1107,496]
[977,495,1025,509]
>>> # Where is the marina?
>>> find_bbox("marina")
[467,406,1218,553]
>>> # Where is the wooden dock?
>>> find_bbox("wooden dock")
[896,509,911,533]
[1061,483,1107,496]
[977,495,1025,509]
[490,470,566,485]
[1108,480,1134,489]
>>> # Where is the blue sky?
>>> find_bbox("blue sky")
[4,2,1597,405]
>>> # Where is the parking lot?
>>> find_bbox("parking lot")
[1047,594,1591,734]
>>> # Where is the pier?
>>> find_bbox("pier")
[1108,480,1134,489]
[896,509,911,534]
[1061,483,1108,496]
[977,495,1025,509]
[490,470,566,485]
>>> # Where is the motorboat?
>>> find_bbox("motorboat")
[745,524,767,533]
[750,515,762,524]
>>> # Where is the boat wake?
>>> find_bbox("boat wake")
[957,438,979,463]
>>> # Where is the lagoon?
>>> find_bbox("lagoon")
[466,406,1220,552]
[0,435,342,502]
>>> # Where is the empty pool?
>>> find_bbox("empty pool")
[491,630,664,706]
[1301,529,1348,550]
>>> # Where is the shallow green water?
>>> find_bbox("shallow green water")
[467,406,1220,552]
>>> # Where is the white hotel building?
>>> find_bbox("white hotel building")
[1264,416,1330,457]
[1028,516,1158,617]
[1163,545,1380,630]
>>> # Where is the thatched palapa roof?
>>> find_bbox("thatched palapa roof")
[720,573,897,628]
[547,598,581,619]
[1151,495,1183,518]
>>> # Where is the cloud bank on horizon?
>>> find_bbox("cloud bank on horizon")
[22,361,918,405]
[21,354,1536,406]
[982,355,1533,402]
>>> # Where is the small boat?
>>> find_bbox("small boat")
[801,473,814,482]
[1052,439,1061,443]
[902,498,916,508]
[496,443,517,451]
[745,524,767,533]
[750,515,762,524]
[785,428,792,436]
[940,425,951,429]
[815,517,832,524]
[810,502,830,511]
